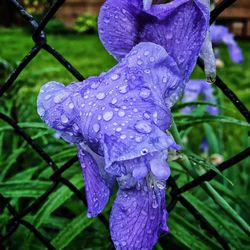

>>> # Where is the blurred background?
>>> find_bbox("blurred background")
[0,0,249,249]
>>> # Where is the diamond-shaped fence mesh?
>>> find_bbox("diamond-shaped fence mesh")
[0,0,249,249]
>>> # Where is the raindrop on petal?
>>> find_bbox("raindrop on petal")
[61,114,69,124]
[103,111,114,121]
[96,92,105,100]
[134,121,152,134]
[93,123,100,133]
[111,73,120,80]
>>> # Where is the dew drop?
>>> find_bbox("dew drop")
[137,60,143,65]
[61,114,69,124]
[144,69,151,74]
[141,148,148,155]
[119,85,128,94]
[111,73,120,80]
[149,56,155,62]
[120,134,127,140]
[93,123,100,133]
[103,111,114,121]
[118,110,125,117]
[116,127,122,132]
[134,120,152,134]
[45,94,51,100]
[38,107,45,116]
[96,92,105,100]
[166,33,173,39]
[144,50,150,56]
[68,102,74,109]
[139,88,151,98]
[111,97,117,104]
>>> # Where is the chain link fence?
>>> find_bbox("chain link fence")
[0,0,249,249]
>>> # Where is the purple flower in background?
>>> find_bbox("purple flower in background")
[98,0,210,97]
[182,79,219,115]
[211,24,243,64]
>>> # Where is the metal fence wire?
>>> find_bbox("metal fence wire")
[0,0,249,249]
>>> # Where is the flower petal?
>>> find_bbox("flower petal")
[77,146,114,217]
[110,180,168,249]
[37,81,82,143]
[142,0,209,80]
[98,0,141,60]
[99,0,209,82]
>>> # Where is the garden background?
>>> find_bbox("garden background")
[0,0,249,249]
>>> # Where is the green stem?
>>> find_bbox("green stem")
[170,119,250,236]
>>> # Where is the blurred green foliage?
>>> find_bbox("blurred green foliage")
[74,13,98,34]
[0,27,249,249]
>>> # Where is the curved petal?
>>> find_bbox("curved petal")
[77,146,114,217]
[110,180,168,249]
[200,31,216,83]
[98,0,209,82]
[37,81,82,143]
[98,0,141,60]
[142,0,209,81]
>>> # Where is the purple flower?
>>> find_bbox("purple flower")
[211,24,243,64]
[37,0,210,248]
[98,0,210,90]
[182,79,219,116]
[38,42,182,249]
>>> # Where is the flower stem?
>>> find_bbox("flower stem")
[170,119,250,236]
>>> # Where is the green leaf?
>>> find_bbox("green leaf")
[168,212,221,250]
[52,214,96,249]
[203,123,220,154]
[174,114,250,127]
[30,174,84,229]
[0,180,50,197]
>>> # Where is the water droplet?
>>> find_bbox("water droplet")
[149,56,155,62]
[104,17,110,23]
[111,97,117,104]
[38,107,45,116]
[135,136,142,143]
[69,102,74,109]
[139,88,151,98]
[141,148,148,155]
[96,92,105,100]
[61,114,69,124]
[137,60,143,65]
[45,94,51,100]
[54,92,69,103]
[93,123,100,133]
[144,50,150,56]
[119,85,128,94]
[162,77,167,83]
[166,33,173,39]
[120,134,127,140]
[97,115,102,120]
[103,111,114,121]
[116,127,122,132]
[134,121,152,134]
[133,108,138,113]
[144,69,151,74]
[111,73,120,80]
[152,200,159,209]
[118,110,125,117]
[121,241,127,247]
[91,82,99,89]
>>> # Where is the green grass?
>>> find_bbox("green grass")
[0,27,249,250]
